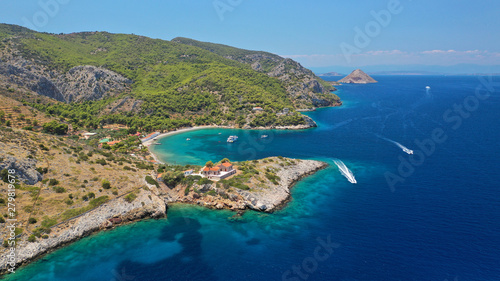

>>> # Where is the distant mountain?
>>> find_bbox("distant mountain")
[338,69,377,84]
[318,72,344,77]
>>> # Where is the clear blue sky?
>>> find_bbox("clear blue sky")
[1,0,499,71]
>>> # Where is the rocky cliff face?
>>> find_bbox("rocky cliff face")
[267,58,335,106]
[0,190,166,273]
[0,48,132,103]
[338,69,377,84]
[228,55,339,108]
[56,65,133,102]
[0,55,65,102]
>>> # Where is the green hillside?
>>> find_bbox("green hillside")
[172,37,283,73]
[171,37,337,92]
[0,24,339,132]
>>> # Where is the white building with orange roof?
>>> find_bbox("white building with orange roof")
[201,161,236,180]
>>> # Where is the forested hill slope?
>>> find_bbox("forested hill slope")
[172,37,338,107]
[0,24,340,131]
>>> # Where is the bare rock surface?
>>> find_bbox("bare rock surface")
[0,53,132,102]
[338,69,377,84]
[0,156,42,185]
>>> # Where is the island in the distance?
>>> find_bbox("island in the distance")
[318,71,344,77]
[338,69,378,84]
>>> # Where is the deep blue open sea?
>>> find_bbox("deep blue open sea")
[5,76,500,281]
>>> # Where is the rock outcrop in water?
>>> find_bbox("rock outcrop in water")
[338,69,377,84]
[237,159,327,212]
[163,157,327,213]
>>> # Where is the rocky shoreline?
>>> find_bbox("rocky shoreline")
[143,118,319,148]
[234,159,327,212]
[0,158,327,275]
[0,190,167,275]
[146,103,344,148]
[164,158,328,213]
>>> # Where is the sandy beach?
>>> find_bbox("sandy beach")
[143,122,317,164]
[142,126,222,147]
[144,125,231,164]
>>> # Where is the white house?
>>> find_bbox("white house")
[201,162,236,181]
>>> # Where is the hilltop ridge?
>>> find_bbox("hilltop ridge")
[171,37,338,107]
[0,24,340,131]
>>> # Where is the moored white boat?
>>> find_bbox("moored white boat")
[227,135,238,143]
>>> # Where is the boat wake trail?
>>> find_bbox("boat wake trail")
[333,159,357,184]
[377,135,414,154]
[332,118,355,129]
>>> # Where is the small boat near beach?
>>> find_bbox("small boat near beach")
[261,135,268,139]
[227,135,238,143]
[186,138,191,141]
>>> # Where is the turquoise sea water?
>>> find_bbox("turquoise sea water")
[5,76,500,280]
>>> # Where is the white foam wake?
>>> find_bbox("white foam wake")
[378,135,414,154]
[393,141,414,155]
[333,159,357,184]
[425,86,432,98]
